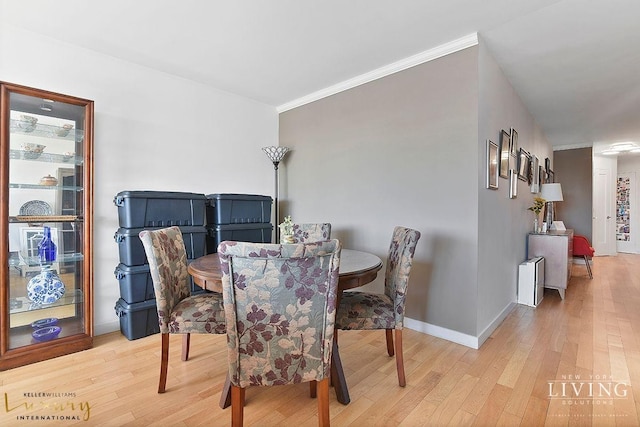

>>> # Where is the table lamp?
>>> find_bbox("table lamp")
[540,183,564,230]
[262,146,289,242]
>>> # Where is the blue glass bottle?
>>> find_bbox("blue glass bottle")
[38,226,57,263]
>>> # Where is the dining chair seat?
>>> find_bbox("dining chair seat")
[168,294,227,333]
[336,292,395,330]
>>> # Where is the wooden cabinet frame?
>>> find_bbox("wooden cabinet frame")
[0,82,94,370]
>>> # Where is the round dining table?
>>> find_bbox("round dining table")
[188,248,383,407]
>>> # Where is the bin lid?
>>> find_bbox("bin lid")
[206,193,272,201]
[114,191,206,203]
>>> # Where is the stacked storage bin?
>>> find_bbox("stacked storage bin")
[205,194,273,253]
[112,191,208,340]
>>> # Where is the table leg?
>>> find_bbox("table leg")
[330,337,350,405]
[331,289,350,405]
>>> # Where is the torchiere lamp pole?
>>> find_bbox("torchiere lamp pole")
[262,146,289,242]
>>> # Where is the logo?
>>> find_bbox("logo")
[547,375,629,406]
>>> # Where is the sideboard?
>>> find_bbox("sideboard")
[527,230,573,299]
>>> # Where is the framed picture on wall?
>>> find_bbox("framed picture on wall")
[545,157,551,171]
[509,170,518,199]
[547,169,554,183]
[510,128,519,154]
[486,140,499,189]
[517,148,530,181]
[499,130,510,179]
[530,155,540,192]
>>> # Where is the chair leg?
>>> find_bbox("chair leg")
[158,333,169,393]
[394,329,406,387]
[584,256,593,279]
[231,385,245,427]
[310,380,317,398]
[182,333,191,361]
[317,378,330,427]
[385,329,394,356]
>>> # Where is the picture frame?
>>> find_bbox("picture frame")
[530,155,539,192]
[547,169,554,183]
[517,148,529,181]
[510,152,517,172]
[486,139,499,190]
[509,170,518,199]
[510,128,518,154]
[545,157,550,172]
[499,130,510,179]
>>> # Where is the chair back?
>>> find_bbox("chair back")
[384,226,421,328]
[573,235,595,257]
[291,223,331,243]
[218,239,341,388]
[139,226,191,333]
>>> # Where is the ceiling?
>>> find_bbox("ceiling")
[3,0,640,149]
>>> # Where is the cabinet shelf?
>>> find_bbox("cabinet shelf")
[9,253,84,267]
[9,118,84,142]
[9,149,82,165]
[9,182,83,191]
[9,289,83,315]
[9,215,82,223]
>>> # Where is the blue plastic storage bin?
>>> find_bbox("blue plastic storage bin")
[114,191,207,228]
[114,298,159,340]
[114,226,207,266]
[206,194,272,225]
[206,223,273,253]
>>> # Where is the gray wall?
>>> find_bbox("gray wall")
[477,42,553,336]
[554,148,593,241]
[280,40,553,344]
[280,45,480,336]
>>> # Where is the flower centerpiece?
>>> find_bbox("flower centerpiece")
[528,197,546,233]
[279,215,294,243]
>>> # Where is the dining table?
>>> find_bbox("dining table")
[188,248,383,407]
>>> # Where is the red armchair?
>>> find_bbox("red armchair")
[573,235,595,278]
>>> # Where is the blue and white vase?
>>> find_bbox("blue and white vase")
[27,266,65,305]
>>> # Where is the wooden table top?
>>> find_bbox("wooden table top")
[188,248,383,293]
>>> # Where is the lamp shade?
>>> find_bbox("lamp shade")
[540,183,563,202]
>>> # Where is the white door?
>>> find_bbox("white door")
[593,155,617,255]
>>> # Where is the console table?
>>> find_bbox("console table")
[527,230,573,299]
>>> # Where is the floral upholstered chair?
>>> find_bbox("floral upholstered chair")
[291,223,332,243]
[218,239,341,427]
[335,226,420,387]
[139,226,226,393]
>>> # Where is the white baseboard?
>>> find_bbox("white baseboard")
[95,320,120,336]
[404,301,516,350]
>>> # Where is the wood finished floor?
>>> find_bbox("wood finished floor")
[1,254,639,426]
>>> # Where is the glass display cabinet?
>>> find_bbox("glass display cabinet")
[0,82,93,370]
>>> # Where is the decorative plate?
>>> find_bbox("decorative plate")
[31,317,59,329]
[32,326,62,342]
[19,200,52,216]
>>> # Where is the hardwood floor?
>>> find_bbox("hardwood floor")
[2,254,639,426]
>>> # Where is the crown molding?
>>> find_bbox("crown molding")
[553,143,593,151]
[277,33,478,113]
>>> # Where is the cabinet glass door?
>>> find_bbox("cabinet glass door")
[1,83,93,364]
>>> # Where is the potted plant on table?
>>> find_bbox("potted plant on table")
[279,216,294,243]
[528,197,546,233]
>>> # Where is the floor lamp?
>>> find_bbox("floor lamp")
[262,146,289,242]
